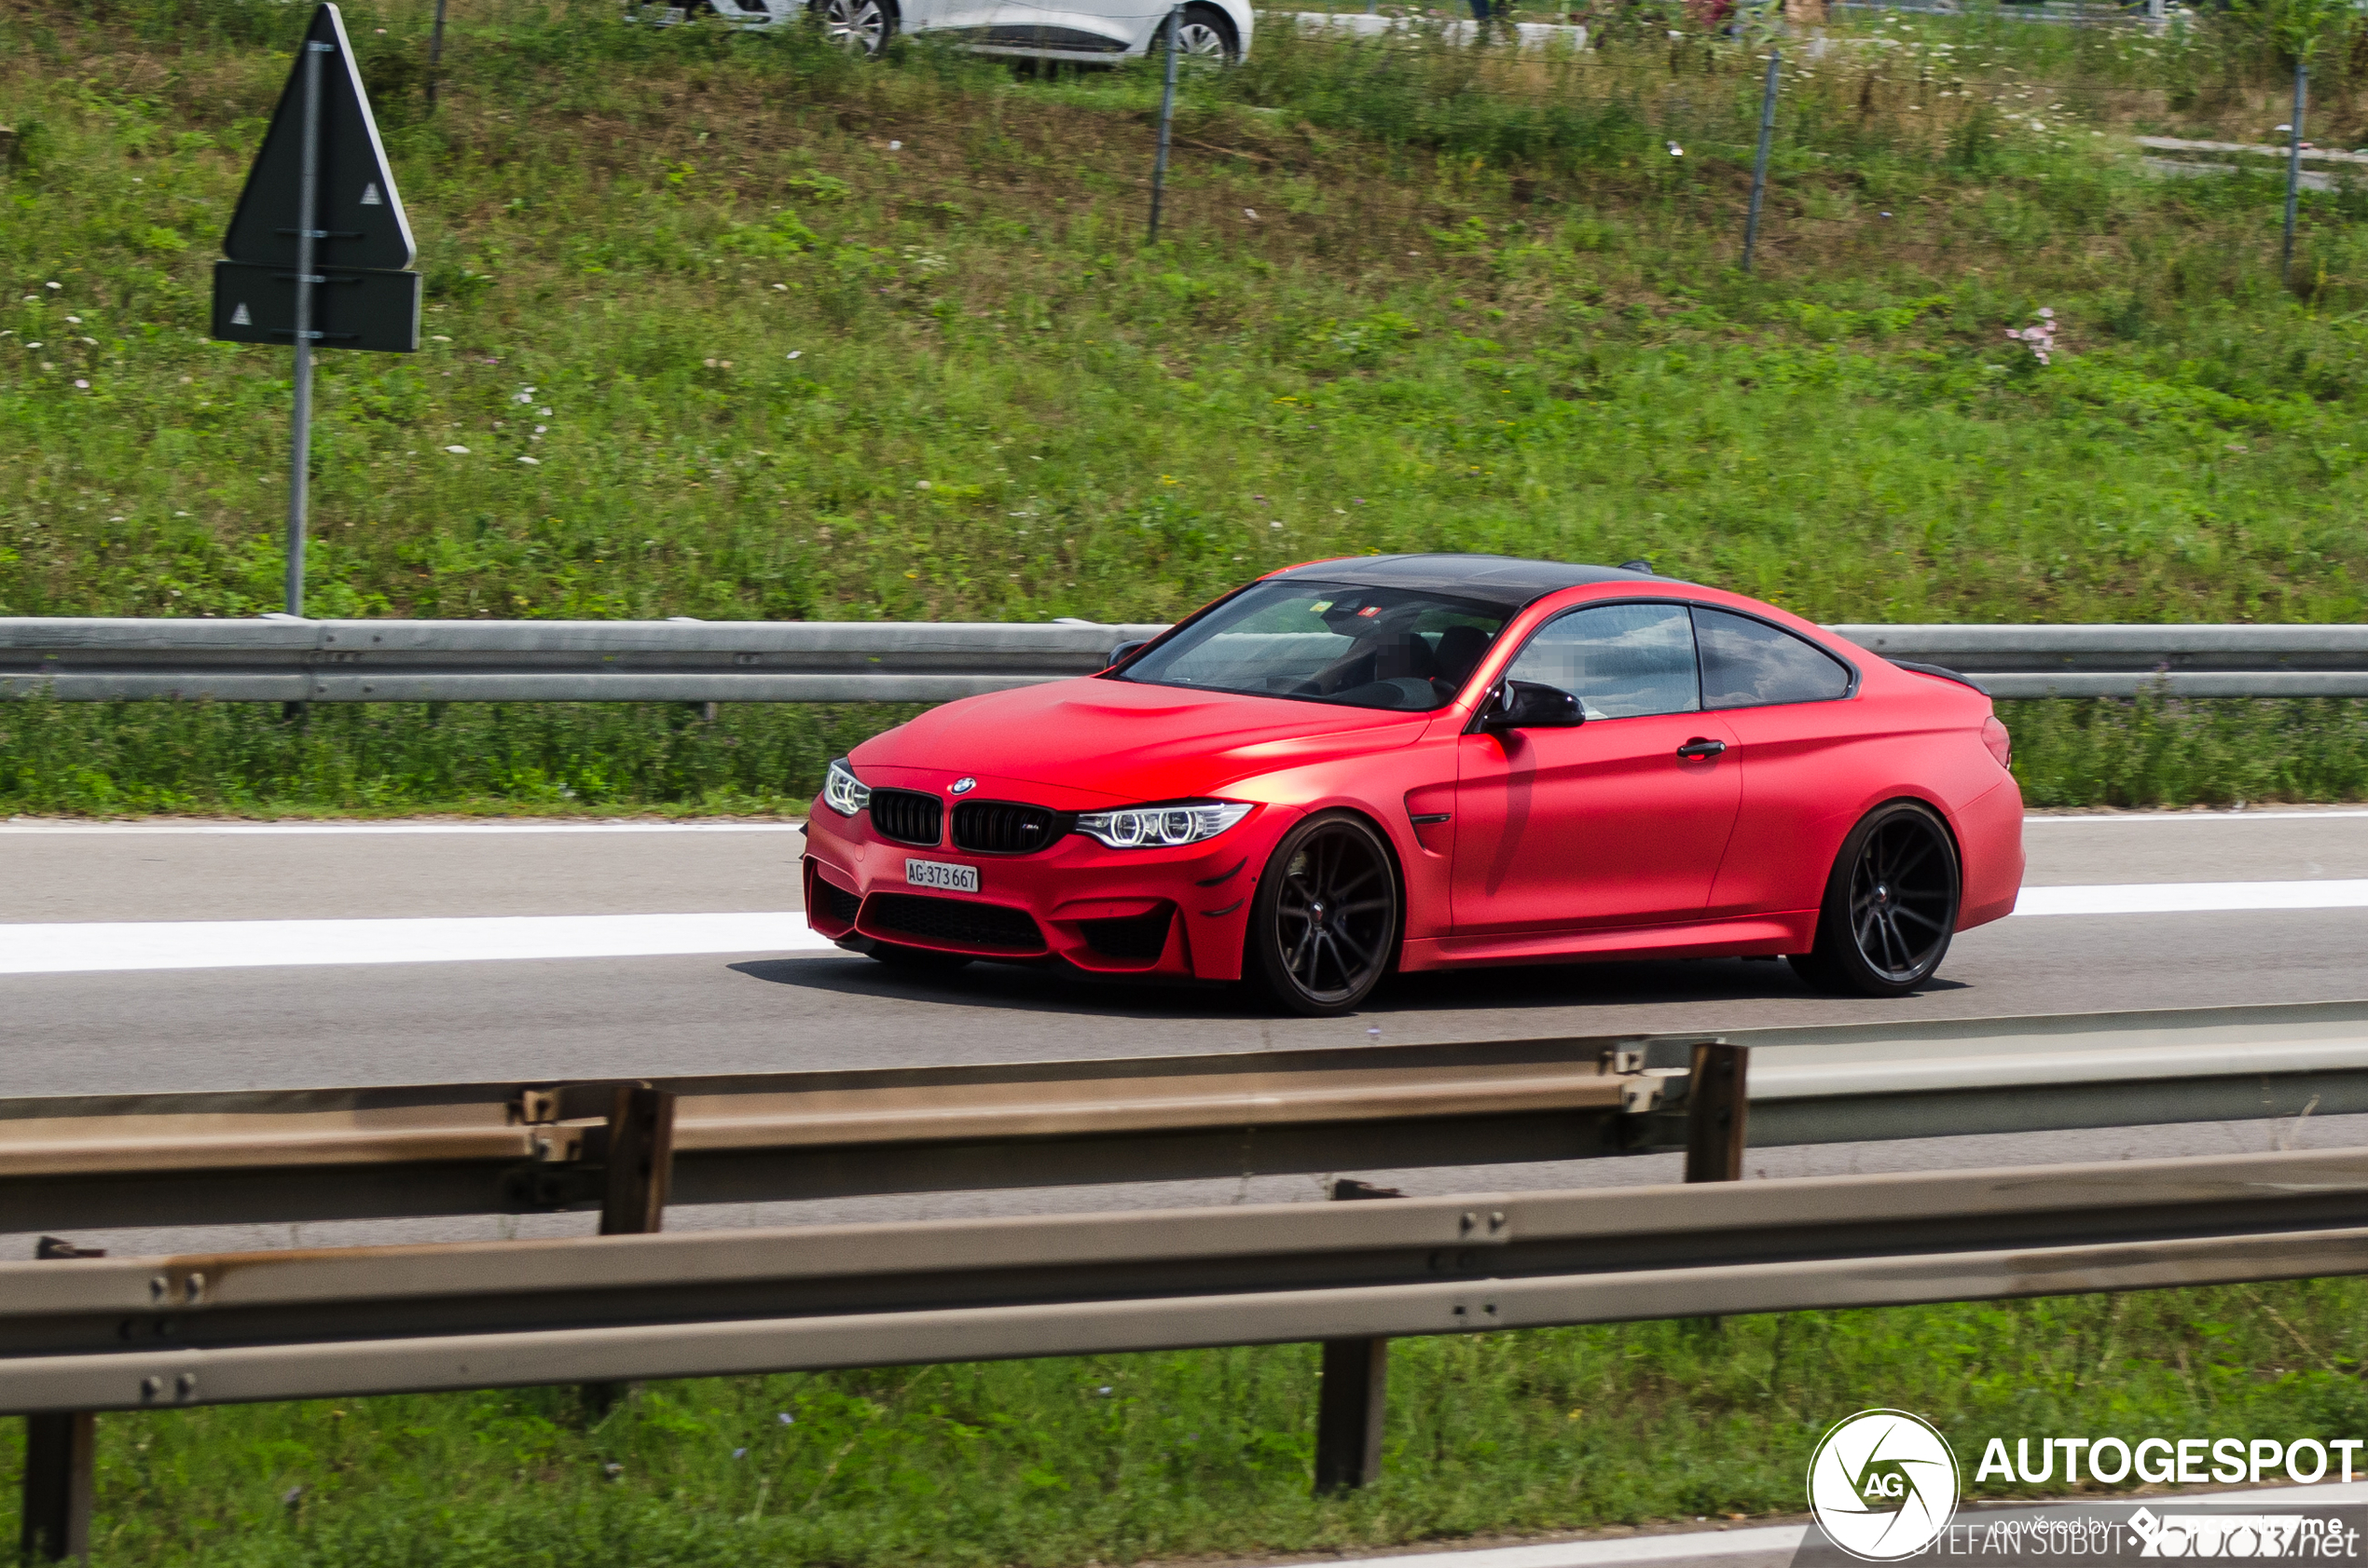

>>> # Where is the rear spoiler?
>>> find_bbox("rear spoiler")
[1889,659,1989,696]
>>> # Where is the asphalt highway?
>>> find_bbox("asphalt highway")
[6,808,2368,1254]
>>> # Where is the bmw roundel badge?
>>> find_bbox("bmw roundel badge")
[949,777,977,795]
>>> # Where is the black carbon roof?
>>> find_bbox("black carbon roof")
[1273,554,1673,610]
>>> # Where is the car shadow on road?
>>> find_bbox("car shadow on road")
[728,953,1968,1021]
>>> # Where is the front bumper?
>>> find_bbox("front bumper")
[803,804,1287,982]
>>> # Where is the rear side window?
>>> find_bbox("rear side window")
[1508,602,1700,719]
[1693,608,1852,709]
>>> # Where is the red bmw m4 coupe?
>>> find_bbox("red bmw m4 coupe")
[803,555,2025,1015]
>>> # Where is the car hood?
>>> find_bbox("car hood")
[851,677,1435,805]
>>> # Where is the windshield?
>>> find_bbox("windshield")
[1112,579,1509,711]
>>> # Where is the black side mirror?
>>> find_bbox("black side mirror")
[1482,678,1584,730]
[1107,640,1150,668]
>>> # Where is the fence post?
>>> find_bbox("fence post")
[425,0,449,111]
[1147,6,1180,244]
[1312,1177,1400,1495]
[2282,58,2307,287]
[584,1087,677,1414]
[21,1238,105,1562]
[1742,48,1781,273]
[1684,1042,1748,1184]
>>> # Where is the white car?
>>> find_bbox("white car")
[694,0,1253,64]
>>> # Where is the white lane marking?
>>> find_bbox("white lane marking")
[2015,879,2368,916]
[0,913,833,975]
[2025,809,2368,823]
[0,819,805,834]
[2,881,2361,977]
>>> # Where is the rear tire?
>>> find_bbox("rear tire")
[1243,811,1398,1016]
[1173,2,1238,63]
[1788,802,1960,998]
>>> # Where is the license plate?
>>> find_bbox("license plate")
[904,859,979,894]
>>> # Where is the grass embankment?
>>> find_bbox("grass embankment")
[3,0,2368,808]
[7,1283,2368,1565]
[6,690,2368,813]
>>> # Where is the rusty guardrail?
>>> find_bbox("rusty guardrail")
[0,1033,1683,1234]
[7,1000,2365,1237]
[10,1143,2368,1414]
[12,999,2368,1558]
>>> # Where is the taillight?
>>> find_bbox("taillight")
[1982,715,2013,769]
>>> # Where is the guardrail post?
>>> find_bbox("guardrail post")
[1313,1177,1400,1495]
[1684,1041,1747,1183]
[21,1237,104,1562]
[584,1087,676,1415]
[599,1085,676,1236]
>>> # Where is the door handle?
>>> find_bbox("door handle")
[1675,737,1727,759]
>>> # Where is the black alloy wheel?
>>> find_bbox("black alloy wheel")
[1246,811,1398,1015]
[1789,802,1960,998]
[813,0,893,54]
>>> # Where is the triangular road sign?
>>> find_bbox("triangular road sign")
[222,4,415,271]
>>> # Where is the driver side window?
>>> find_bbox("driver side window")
[1508,602,1700,720]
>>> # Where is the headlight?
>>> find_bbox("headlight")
[821,756,870,818]
[1074,800,1253,850]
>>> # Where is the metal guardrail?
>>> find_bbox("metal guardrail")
[8,998,2368,1554]
[0,618,1172,705]
[5,1000,2361,1235]
[9,1143,2368,1413]
[1834,625,2368,698]
[2,618,2363,702]
[0,1034,1670,1234]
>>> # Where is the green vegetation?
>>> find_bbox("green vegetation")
[7,1282,2368,1564]
[2011,693,2368,808]
[6,0,2368,809]
[6,0,2368,627]
[0,694,904,815]
[4,691,2364,814]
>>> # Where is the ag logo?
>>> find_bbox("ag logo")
[948,777,977,795]
[1807,1410,1959,1562]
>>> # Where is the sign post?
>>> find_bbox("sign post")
[213,3,420,623]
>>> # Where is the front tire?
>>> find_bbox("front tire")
[1788,801,1960,998]
[1244,811,1398,1016]
[813,0,895,54]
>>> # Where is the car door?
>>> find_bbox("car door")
[984,0,1161,53]
[1691,607,1869,918]
[1452,601,1742,936]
